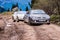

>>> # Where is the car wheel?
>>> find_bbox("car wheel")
[13,20,16,22]
[24,18,27,23]
[17,20,19,22]
[12,16,16,22]
[47,23,50,25]
[46,20,50,25]
[28,19,32,25]
[24,17,29,23]
[17,17,19,22]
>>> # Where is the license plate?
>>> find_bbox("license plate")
[39,20,45,21]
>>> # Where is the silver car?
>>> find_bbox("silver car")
[12,11,27,22]
[24,10,50,24]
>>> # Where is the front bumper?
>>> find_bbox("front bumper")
[30,19,50,24]
[18,17,24,20]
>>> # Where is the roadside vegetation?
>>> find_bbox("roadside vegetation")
[1,12,13,15]
[50,14,60,25]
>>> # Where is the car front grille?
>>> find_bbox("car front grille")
[36,20,46,22]
[37,17,46,19]
[43,17,46,19]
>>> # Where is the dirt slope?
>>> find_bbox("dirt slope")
[0,15,60,40]
[34,24,60,40]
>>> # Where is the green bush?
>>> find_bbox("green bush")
[50,14,60,23]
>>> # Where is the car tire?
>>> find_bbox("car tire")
[17,20,19,22]
[12,16,16,22]
[13,20,16,22]
[17,16,19,22]
[28,18,32,25]
[24,18,27,23]
[46,20,50,25]
[47,23,50,25]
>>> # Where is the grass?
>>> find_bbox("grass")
[1,12,13,15]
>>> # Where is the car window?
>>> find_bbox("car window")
[30,10,46,14]
[17,11,27,14]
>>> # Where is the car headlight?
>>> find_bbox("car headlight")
[30,16,36,20]
[47,15,50,18]
[46,16,50,19]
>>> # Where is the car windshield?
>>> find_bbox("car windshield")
[33,13,45,14]
[17,11,27,14]
[31,10,46,14]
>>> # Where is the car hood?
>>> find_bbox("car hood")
[30,14,50,18]
[17,14,26,17]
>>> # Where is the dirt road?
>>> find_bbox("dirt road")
[0,15,60,40]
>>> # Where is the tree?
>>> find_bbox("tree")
[31,0,37,8]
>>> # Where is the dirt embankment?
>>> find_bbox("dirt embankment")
[0,15,60,40]
[34,24,60,40]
